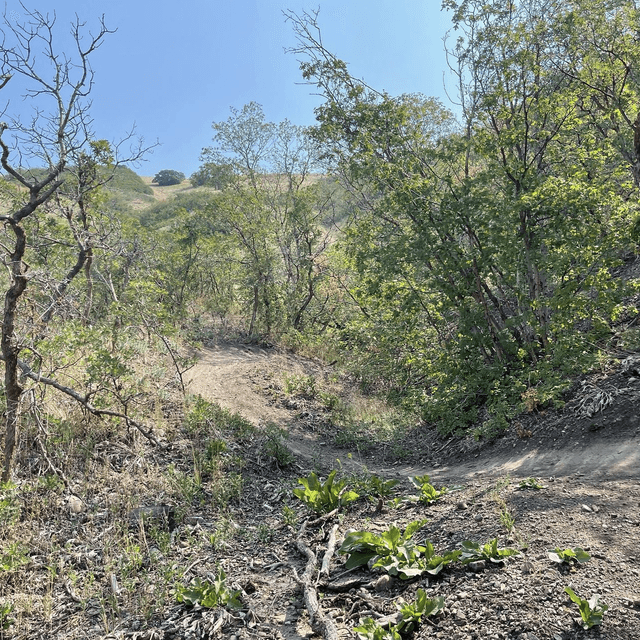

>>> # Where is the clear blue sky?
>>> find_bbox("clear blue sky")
[2,1,454,177]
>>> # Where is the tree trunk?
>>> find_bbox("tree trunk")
[2,224,28,482]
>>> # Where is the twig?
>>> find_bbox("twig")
[183,557,205,577]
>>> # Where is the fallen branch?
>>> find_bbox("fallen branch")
[321,524,339,577]
[293,518,339,640]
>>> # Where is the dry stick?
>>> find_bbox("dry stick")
[321,524,340,577]
[293,518,339,640]
[25,392,74,489]
[12,357,162,447]
[35,435,72,488]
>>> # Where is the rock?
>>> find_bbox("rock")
[68,495,85,514]
[454,609,467,626]
[468,560,486,572]
[625,595,640,608]
[474,513,483,522]
[581,504,592,512]
[456,502,468,510]
[522,560,535,574]
[373,574,393,592]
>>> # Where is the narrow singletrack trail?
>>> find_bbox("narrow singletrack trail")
[185,342,640,483]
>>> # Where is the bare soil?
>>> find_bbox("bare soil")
[184,341,640,485]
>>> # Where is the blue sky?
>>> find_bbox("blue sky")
[2,1,454,177]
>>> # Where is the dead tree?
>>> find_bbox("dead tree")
[0,8,148,481]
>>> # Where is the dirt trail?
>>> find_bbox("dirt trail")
[185,342,640,483]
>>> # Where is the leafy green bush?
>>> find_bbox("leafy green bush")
[293,470,358,513]
[152,169,185,186]
[139,190,215,228]
[190,162,235,189]
[105,165,153,195]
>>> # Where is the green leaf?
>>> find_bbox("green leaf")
[564,587,608,629]
[548,547,590,564]
[344,551,377,570]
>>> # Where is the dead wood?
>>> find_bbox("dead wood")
[293,518,340,640]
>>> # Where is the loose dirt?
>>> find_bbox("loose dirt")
[184,342,640,484]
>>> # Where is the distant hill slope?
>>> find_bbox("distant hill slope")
[106,166,154,196]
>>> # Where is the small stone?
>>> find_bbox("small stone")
[581,504,592,512]
[474,513,483,522]
[68,496,85,514]
[591,505,600,513]
[522,560,535,574]
[468,560,486,573]
[456,502,468,510]
[373,575,393,592]
[454,610,467,626]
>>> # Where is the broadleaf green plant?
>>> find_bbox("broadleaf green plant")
[354,589,445,640]
[339,520,428,570]
[407,475,448,505]
[293,470,359,513]
[396,590,445,635]
[175,568,242,609]
[339,520,459,579]
[564,587,608,629]
[548,548,591,565]
[0,603,13,631]
[354,617,401,640]
[459,538,519,564]
[518,477,544,490]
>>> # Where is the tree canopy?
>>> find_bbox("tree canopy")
[284,2,640,433]
[152,169,185,186]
